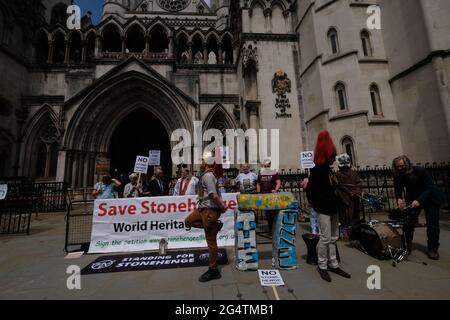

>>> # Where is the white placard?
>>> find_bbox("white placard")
[134,156,149,174]
[258,269,285,287]
[220,146,231,169]
[300,151,315,169]
[0,184,7,200]
[88,193,238,254]
[148,150,161,166]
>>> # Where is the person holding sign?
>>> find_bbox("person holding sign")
[306,131,351,282]
[92,176,121,199]
[174,167,199,196]
[123,173,143,198]
[185,154,227,282]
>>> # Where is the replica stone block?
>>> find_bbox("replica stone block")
[237,192,296,210]
[234,209,258,271]
[272,209,298,270]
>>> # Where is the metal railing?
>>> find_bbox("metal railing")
[0,185,33,235]
[64,200,94,253]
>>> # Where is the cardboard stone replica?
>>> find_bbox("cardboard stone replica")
[235,192,299,270]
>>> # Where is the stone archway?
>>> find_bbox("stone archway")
[63,70,194,188]
[108,107,172,182]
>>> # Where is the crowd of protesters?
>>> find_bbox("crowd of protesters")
[92,130,444,282]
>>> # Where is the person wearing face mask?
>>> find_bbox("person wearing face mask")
[306,131,351,282]
[393,155,444,260]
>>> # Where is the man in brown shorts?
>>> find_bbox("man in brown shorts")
[185,156,227,282]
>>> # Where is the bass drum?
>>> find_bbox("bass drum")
[358,223,403,259]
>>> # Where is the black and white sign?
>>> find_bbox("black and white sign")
[300,151,315,169]
[81,248,228,275]
[258,269,285,287]
[148,150,161,166]
[134,156,149,174]
[0,184,7,200]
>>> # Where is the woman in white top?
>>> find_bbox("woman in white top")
[173,168,199,196]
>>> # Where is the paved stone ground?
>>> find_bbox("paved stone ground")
[0,211,449,300]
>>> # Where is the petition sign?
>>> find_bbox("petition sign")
[88,193,238,254]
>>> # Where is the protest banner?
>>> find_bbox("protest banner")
[88,193,239,254]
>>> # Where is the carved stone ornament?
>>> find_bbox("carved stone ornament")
[242,44,258,71]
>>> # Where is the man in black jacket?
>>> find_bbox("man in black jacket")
[148,167,165,197]
[393,155,445,260]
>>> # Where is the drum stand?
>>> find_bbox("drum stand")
[389,208,428,267]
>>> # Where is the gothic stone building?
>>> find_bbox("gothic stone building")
[0,0,449,188]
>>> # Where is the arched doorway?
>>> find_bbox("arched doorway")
[108,108,172,182]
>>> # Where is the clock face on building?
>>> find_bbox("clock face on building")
[157,0,192,12]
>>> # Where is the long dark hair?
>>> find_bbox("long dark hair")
[392,155,413,176]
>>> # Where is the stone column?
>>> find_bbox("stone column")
[88,152,96,188]
[121,36,126,54]
[188,41,193,63]
[47,40,54,63]
[44,144,51,178]
[65,151,74,187]
[168,34,174,59]
[64,40,70,63]
[264,8,272,33]
[95,35,102,57]
[81,41,87,62]
[203,42,208,64]
[145,36,150,58]
[218,43,223,64]
[71,152,80,188]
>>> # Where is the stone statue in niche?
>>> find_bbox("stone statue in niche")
[208,51,217,64]
[194,51,203,64]
[181,51,189,63]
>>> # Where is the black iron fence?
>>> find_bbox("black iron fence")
[0,180,68,235]
[62,163,449,250]
[65,200,94,253]
[0,183,33,235]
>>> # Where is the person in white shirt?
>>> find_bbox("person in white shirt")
[235,163,258,193]
[123,173,143,198]
[174,167,199,196]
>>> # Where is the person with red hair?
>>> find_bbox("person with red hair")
[306,130,351,282]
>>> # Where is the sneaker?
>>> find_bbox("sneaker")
[317,267,331,282]
[427,250,440,260]
[199,268,221,282]
[328,267,351,279]
[217,220,223,233]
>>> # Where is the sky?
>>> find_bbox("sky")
[74,0,103,25]
[74,0,212,26]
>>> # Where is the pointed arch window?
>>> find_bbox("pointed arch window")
[361,30,373,57]
[370,84,383,116]
[342,137,356,166]
[335,82,348,111]
[328,28,339,55]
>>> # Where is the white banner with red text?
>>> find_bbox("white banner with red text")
[88,193,239,254]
